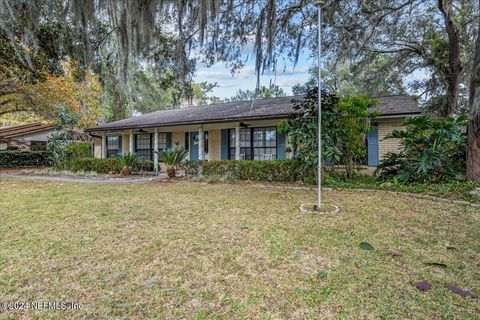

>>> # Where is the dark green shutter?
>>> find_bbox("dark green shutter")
[367,127,379,166]
[166,132,172,150]
[277,131,286,160]
[118,136,123,155]
[221,129,228,160]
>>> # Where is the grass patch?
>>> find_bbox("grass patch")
[0,178,479,319]
[323,175,480,203]
[22,168,97,178]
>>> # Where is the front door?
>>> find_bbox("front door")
[190,132,199,160]
[189,131,208,160]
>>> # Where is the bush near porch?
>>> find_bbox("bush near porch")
[186,160,306,182]
[0,150,52,167]
[62,157,153,174]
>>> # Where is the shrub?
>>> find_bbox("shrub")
[181,160,201,176]
[376,116,467,183]
[62,157,153,174]
[0,151,52,167]
[115,153,140,175]
[63,157,122,173]
[157,148,188,178]
[65,142,91,158]
[195,160,302,182]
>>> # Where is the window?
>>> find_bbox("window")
[135,133,152,161]
[253,127,276,160]
[158,133,168,151]
[106,136,121,157]
[229,128,251,160]
[228,127,277,160]
[30,141,47,151]
[155,133,169,161]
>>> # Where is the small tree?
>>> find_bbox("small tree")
[47,106,81,166]
[337,96,379,177]
[281,88,377,180]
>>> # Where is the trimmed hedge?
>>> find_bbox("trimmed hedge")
[62,157,153,174]
[0,151,52,167]
[198,160,304,182]
[65,141,91,158]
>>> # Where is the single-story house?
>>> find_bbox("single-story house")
[85,95,421,173]
[0,123,55,151]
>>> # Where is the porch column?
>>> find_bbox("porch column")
[235,122,241,160]
[101,132,107,159]
[153,128,159,175]
[129,129,134,154]
[198,125,204,160]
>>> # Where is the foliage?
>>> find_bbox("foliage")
[337,95,379,177]
[0,151,52,167]
[65,142,91,159]
[225,84,286,102]
[62,157,152,174]
[292,62,406,98]
[181,160,202,176]
[190,160,303,182]
[1,56,102,126]
[157,148,188,169]
[281,88,377,180]
[376,116,468,183]
[115,153,140,169]
[62,157,121,174]
[46,107,81,166]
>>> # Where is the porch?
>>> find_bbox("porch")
[93,119,289,174]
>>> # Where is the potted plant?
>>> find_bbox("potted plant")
[156,148,188,178]
[115,152,140,176]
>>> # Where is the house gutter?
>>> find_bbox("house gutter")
[85,111,422,133]
[84,114,291,133]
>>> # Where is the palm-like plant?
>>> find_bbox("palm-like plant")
[156,148,188,178]
[116,152,140,176]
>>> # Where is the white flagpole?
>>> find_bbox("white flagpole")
[317,1,323,209]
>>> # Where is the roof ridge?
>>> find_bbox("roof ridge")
[0,123,42,133]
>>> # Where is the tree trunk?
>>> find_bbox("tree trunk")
[466,0,480,181]
[438,0,462,117]
[113,85,123,121]
[467,116,480,181]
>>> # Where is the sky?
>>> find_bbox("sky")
[193,47,430,100]
[194,51,314,99]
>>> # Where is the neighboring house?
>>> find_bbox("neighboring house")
[85,95,421,172]
[0,123,55,151]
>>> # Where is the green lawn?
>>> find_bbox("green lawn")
[0,178,479,319]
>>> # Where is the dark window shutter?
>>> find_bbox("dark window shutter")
[221,129,228,160]
[367,127,379,166]
[118,136,123,155]
[277,130,286,160]
[166,132,172,150]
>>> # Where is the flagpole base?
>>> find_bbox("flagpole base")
[299,203,340,215]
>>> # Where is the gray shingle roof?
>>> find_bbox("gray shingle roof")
[0,123,55,139]
[86,94,420,132]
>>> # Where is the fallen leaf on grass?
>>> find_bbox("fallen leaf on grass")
[447,284,476,298]
[415,280,431,292]
[423,262,447,268]
[359,242,374,250]
[387,250,403,257]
